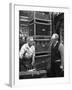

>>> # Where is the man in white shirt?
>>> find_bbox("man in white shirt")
[19,37,35,70]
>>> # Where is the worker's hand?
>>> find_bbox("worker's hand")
[60,65,64,71]
[19,54,23,59]
[32,61,34,66]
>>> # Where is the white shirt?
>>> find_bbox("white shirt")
[19,43,35,59]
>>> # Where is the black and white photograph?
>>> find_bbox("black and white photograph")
[0,0,71,89]
[19,10,64,79]
[9,3,70,87]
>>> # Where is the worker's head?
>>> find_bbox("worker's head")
[51,33,59,44]
[27,37,34,46]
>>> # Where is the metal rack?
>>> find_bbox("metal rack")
[28,11,52,47]
[19,11,52,71]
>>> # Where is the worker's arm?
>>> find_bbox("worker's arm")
[59,43,64,70]
[19,45,26,59]
[32,46,35,65]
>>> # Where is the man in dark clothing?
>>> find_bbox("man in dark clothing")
[50,33,64,77]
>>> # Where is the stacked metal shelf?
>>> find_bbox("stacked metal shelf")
[29,11,52,70]
[19,11,52,71]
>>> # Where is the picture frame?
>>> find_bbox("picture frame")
[9,3,70,87]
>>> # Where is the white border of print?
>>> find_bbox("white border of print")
[9,3,70,87]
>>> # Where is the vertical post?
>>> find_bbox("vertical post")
[52,12,55,34]
[34,11,36,38]
[50,12,52,36]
